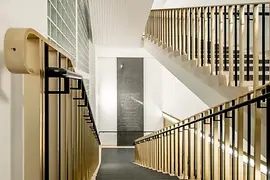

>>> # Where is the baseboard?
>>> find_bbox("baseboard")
[91,147,102,180]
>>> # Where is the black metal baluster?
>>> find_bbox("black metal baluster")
[44,44,49,180]
[215,7,218,75]
[208,7,211,64]
[190,10,192,59]
[182,126,184,176]
[166,132,168,172]
[224,6,227,71]
[58,53,61,180]
[169,130,171,174]
[166,131,168,172]
[186,11,188,54]
[201,8,204,66]
[266,85,270,180]
[210,110,213,180]
[234,6,238,86]
[157,135,159,171]
[164,133,166,171]
[169,10,173,48]
[174,127,176,175]
[247,94,251,180]
[188,122,191,177]
[171,10,173,48]
[184,126,186,176]
[160,134,161,171]
[201,113,204,179]
[168,131,170,173]
[178,10,180,52]
[262,4,266,85]
[178,129,180,176]
[195,8,198,58]
[194,118,197,177]
[247,5,250,81]
[232,100,236,180]
[220,105,223,180]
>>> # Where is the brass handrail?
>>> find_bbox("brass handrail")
[152,1,270,10]
[4,28,100,180]
[135,84,270,178]
[162,111,182,122]
[146,3,270,88]
[135,83,270,179]
[136,3,270,179]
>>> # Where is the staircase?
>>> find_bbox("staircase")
[97,148,178,180]
[135,2,270,180]
[4,28,101,180]
[144,3,270,107]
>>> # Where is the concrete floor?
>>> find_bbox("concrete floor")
[96,148,178,180]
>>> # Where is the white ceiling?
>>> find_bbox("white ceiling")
[152,0,167,9]
[89,0,153,48]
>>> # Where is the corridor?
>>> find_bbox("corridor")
[97,148,178,180]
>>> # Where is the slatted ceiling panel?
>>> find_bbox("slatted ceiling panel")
[89,0,154,47]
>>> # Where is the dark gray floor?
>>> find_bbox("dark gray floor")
[96,148,178,180]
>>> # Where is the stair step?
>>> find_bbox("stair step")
[211,66,270,71]
[188,59,270,64]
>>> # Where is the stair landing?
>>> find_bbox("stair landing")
[96,148,177,180]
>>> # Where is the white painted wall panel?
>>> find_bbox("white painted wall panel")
[99,133,117,146]
[162,67,208,120]
[152,0,167,9]
[0,1,47,180]
[144,57,163,131]
[96,57,117,144]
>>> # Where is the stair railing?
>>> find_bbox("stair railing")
[4,28,100,180]
[145,2,270,89]
[135,82,270,179]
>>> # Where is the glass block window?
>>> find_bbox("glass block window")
[47,0,77,62]
[77,0,90,74]
[47,0,92,93]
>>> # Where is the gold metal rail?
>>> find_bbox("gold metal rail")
[163,112,181,127]
[139,4,270,177]
[4,28,100,180]
[135,82,270,179]
[146,2,270,88]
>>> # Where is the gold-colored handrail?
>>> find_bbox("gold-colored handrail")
[152,1,270,10]
[137,2,270,179]
[4,28,100,180]
[135,83,270,179]
[162,111,181,121]
[146,3,270,88]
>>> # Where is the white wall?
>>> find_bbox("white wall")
[96,57,117,145]
[152,0,167,9]
[161,66,209,119]
[144,57,163,131]
[96,47,208,145]
[145,56,209,121]
[89,41,97,119]
[0,1,47,180]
